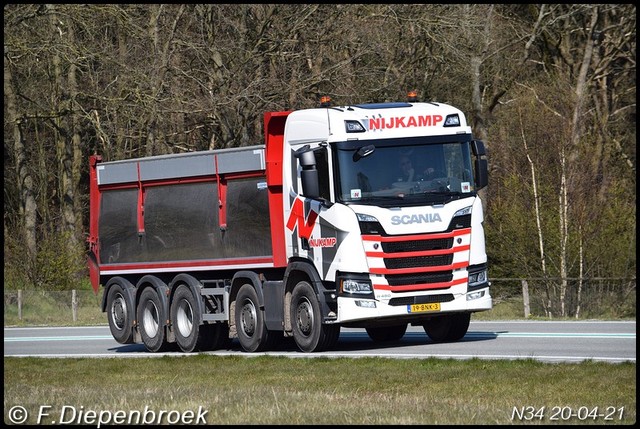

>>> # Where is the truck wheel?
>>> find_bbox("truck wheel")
[366,324,407,342]
[137,287,169,352]
[106,283,134,344]
[199,323,231,351]
[235,284,273,352]
[321,323,340,351]
[423,313,470,343]
[290,280,339,353]
[170,284,226,352]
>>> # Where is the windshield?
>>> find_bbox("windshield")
[335,136,475,206]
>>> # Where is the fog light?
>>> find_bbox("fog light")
[467,290,485,300]
[355,300,376,308]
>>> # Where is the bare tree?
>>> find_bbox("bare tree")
[487,4,636,316]
[4,44,38,258]
[3,4,635,307]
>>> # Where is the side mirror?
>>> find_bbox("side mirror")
[470,140,488,190]
[294,145,320,199]
[353,144,375,162]
[471,140,486,157]
[474,158,488,190]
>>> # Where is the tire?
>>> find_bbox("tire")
[366,324,407,342]
[170,284,229,352]
[235,283,273,352]
[137,287,169,352]
[199,323,231,351]
[290,280,340,353]
[321,323,340,351]
[423,313,471,343]
[106,282,134,344]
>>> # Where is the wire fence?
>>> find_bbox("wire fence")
[3,277,636,326]
[489,278,636,319]
[4,289,105,326]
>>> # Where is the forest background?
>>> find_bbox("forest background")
[4,4,636,319]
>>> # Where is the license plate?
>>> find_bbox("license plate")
[408,302,441,313]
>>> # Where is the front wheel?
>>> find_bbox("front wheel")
[423,313,470,343]
[366,324,407,342]
[235,284,273,352]
[290,281,340,353]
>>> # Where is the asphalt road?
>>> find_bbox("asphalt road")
[4,320,635,364]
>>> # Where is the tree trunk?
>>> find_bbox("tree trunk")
[4,47,38,258]
[50,8,79,250]
[520,110,551,317]
[558,146,568,317]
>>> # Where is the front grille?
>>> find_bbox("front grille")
[383,238,452,253]
[386,272,453,286]
[365,224,470,294]
[384,254,453,269]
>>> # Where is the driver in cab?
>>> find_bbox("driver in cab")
[397,155,415,183]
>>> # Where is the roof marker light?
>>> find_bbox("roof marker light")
[444,114,461,127]
[345,120,365,133]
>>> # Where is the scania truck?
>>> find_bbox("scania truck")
[88,94,491,353]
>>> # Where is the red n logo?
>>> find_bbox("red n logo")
[286,198,319,240]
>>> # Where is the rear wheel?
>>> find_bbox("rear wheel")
[106,282,134,344]
[235,284,273,352]
[290,280,340,352]
[200,323,231,351]
[171,284,229,352]
[423,313,470,343]
[366,324,407,342]
[137,287,169,352]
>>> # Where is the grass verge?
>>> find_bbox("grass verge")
[4,355,636,425]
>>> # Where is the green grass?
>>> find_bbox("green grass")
[3,356,635,425]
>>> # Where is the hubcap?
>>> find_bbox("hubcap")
[295,297,313,336]
[110,293,127,330]
[142,300,159,337]
[176,299,194,337]
[240,300,257,337]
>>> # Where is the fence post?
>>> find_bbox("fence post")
[72,289,78,322]
[522,280,530,318]
[18,289,23,320]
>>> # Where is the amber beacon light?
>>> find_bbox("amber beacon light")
[320,96,331,107]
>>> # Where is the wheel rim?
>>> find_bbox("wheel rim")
[295,296,314,337]
[176,299,194,338]
[141,300,160,337]
[239,299,257,337]
[110,293,127,331]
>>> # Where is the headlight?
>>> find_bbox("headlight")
[356,213,379,223]
[341,279,372,294]
[468,270,487,286]
[453,206,472,217]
